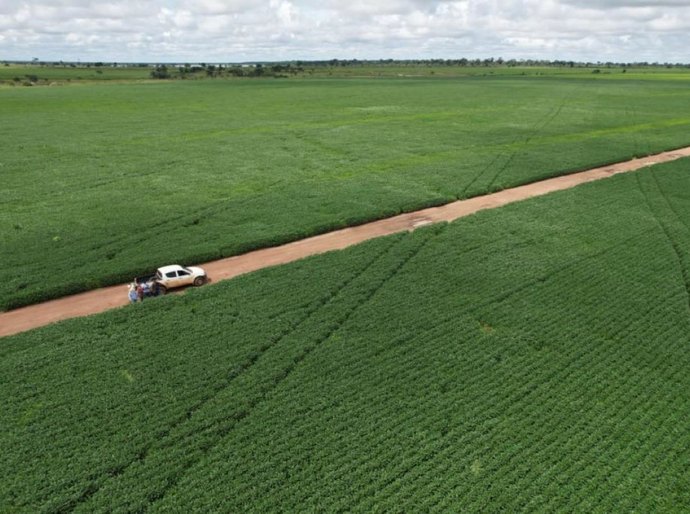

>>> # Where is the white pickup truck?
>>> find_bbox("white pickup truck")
[135,264,207,295]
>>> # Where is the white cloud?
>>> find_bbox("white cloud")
[1,0,689,62]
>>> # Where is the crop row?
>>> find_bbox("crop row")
[69,229,442,512]
[153,160,690,512]
[2,159,690,511]
[4,75,690,310]
[161,212,686,512]
[0,236,397,510]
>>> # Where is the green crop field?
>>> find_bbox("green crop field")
[0,64,153,84]
[3,62,672,84]
[3,70,690,311]
[2,158,690,511]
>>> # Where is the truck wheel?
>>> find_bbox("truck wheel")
[194,276,206,287]
[158,285,167,295]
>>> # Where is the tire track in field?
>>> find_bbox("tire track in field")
[3,146,690,339]
[635,173,690,317]
[382,260,679,512]
[65,229,440,513]
[429,300,681,513]
[358,228,644,372]
[51,199,222,274]
[462,84,579,197]
[144,227,445,511]
[365,237,664,505]
[81,174,280,262]
[51,236,402,514]
[228,231,451,511]
[84,195,235,255]
[329,232,661,509]
[459,151,509,197]
[649,167,690,233]
[484,85,579,192]
[350,307,611,511]
[184,230,672,510]
[465,228,656,315]
[258,179,676,510]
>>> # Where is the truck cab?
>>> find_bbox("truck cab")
[155,265,207,290]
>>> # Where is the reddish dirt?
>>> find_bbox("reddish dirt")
[3,146,690,338]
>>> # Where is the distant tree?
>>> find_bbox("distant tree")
[150,65,170,79]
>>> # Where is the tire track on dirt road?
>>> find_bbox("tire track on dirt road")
[2,145,690,338]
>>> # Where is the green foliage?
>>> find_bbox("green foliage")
[150,65,170,79]
[0,64,152,83]
[3,74,690,310]
[2,160,690,511]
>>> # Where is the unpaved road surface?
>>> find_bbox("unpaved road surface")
[3,147,690,338]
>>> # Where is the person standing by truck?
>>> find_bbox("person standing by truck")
[128,283,138,304]
[136,283,145,302]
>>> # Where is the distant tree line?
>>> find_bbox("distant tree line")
[142,58,690,80]
[295,58,690,69]
[6,58,690,71]
[4,58,690,86]
[153,62,305,79]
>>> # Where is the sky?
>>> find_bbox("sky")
[1,0,689,63]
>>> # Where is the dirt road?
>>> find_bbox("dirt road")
[3,147,690,338]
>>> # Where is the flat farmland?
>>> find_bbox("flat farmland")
[2,159,690,511]
[3,71,690,310]
[0,64,152,83]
